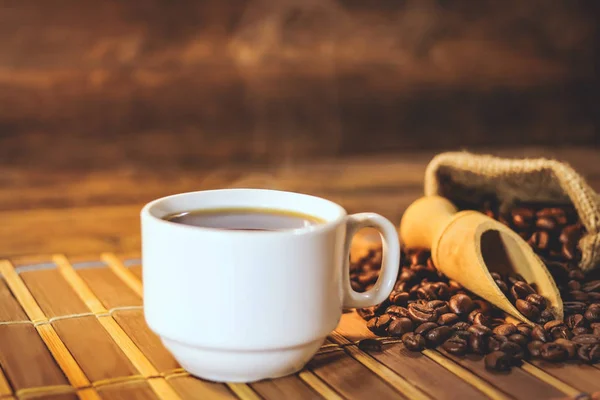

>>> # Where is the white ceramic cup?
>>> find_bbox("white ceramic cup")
[141,188,400,382]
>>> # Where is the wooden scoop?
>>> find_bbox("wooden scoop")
[400,195,563,325]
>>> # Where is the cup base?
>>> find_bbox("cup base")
[161,337,324,383]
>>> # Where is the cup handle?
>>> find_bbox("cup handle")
[342,213,401,308]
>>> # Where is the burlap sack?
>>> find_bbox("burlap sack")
[424,152,600,272]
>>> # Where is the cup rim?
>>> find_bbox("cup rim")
[141,188,347,236]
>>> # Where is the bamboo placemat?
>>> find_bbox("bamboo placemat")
[0,250,599,400]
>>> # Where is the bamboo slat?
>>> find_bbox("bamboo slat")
[129,267,142,281]
[527,360,600,395]
[0,367,11,398]
[95,381,158,400]
[100,254,143,298]
[297,371,344,400]
[0,278,28,322]
[166,376,236,400]
[75,268,142,310]
[251,374,323,400]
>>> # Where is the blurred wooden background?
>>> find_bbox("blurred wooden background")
[0,0,598,171]
[0,0,598,257]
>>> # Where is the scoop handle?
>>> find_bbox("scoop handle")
[400,196,459,249]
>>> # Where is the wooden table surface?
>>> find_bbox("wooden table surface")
[2,146,600,258]
[1,146,600,400]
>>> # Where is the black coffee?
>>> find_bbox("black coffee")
[163,207,324,231]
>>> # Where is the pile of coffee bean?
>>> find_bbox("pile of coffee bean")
[489,271,554,324]
[352,203,600,371]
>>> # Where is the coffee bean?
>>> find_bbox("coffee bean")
[529,231,550,250]
[443,337,468,356]
[367,314,392,335]
[490,272,502,281]
[400,269,416,284]
[495,280,509,294]
[508,273,526,286]
[571,291,589,302]
[516,323,532,337]
[568,269,585,281]
[572,334,600,345]
[566,314,587,329]
[386,305,411,319]
[493,324,517,336]
[389,291,410,305]
[408,303,438,323]
[564,302,587,315]
[448,294,474,315]
[589,292,600,302]
[415,322,439,335]
[452,321,471,331]
[472,299,493,315]
[527,340,544,357]
[468,324,492,336]
[554,338,577,359]
[512,207,534,228]
[468,310,491,326]
[583,280,600,293]
[536,216,558,231]
[516,299,540,320]
[540,343,568,362]
[577,344,600,363]
[357,306,376,320]
[511,281,536,300]
[508,333,529,348]
[536,207,566,220]
[487,335,505,352]
[448,280,463,294]
[431,282,450,300]
[532,325,552,342]
[500,341,525,360]
[485,351,513,371]
[539,309,556,324]
[402,332,426,352]
[358,339,383,352]
[453,330,472,341]
[554,326,573,340]
[525,294,547,311]
[428,300,451,315]
[375,300,391,315]
[469,334,488,354]
[568,280,582,291]
[425,326,453,347]
[410,250,429,266]
[387,318,414,337]
[358,270,379,284]
[544,321,572,340]
[562,243,577,260]
[560,224,581,244]
[585,304,600,323]
[573,327,590,336]
[417,285,438,300]
[438,313,459,326]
